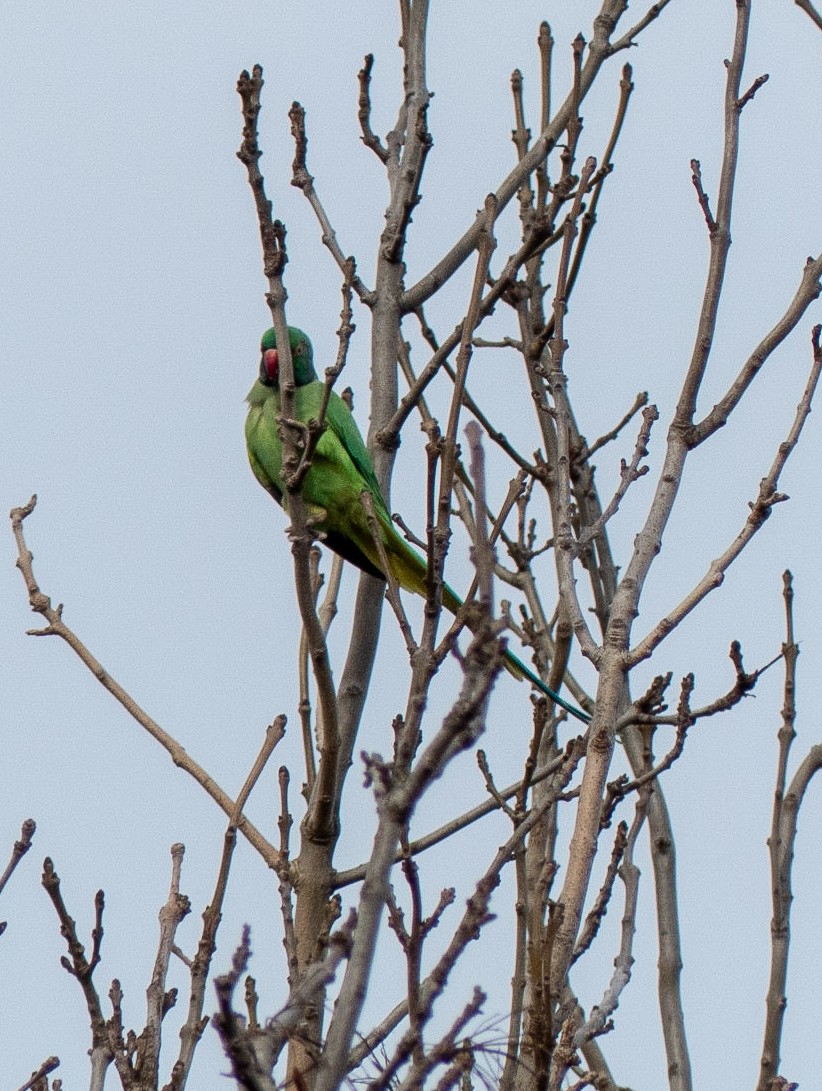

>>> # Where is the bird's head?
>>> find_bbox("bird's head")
[259,326,317,387]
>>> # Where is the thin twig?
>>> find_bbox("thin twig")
[358,54,389,162]
[758,572,803,1091]
[10,497,282,872]
[0,818,36,899]
[289,101,374,301]
[15,1058,60,1091]
[795,0,822,31]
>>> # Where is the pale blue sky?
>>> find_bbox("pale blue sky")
[3,3,822,1088]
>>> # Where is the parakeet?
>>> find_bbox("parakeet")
[246,326,590,724]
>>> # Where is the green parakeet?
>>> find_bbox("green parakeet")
[246,326,590,724]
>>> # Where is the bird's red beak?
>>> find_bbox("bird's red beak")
[262,348,279,383]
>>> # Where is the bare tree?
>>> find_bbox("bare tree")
[9,2,822,1090]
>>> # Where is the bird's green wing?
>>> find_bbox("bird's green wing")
[322,391,385,506]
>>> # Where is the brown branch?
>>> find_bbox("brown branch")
[236,67,287,285]
[358,54,389,162]
[570,798,647,1053]
[574,404,657,551]
[0,817,36,900]
[571,822,628,965]
[334,742,582,888]
[401,0,672,312]
[689,261,822,447]
[10,497,282,872]
[757,572,810,1091]
[629,326,822,666]
[580,390,649,460]
[536,21,554,212]
[212,928,279,1091]
[15,1057,60,1091]
[41,858,112,1081]
[465,420,495,608]
[288,102,374,301]
[136,844,190,1088]
[238,73,342,848]
[545,154,601,665]
[609,0,675,52]
[737,72,769,110]
[371,745,583,1091]
[795,0,822,31]
[690,158,716,235]
[277,767,299,988]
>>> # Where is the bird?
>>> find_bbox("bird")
[245,325,591,723]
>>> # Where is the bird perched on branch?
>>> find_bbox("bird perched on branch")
[245,325,590,723]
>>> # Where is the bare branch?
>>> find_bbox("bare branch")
[402,0,671,312]
[288,101,375,301]
[0,817,36,901]
[15,1057,60,1091]
[689,158,716,235]
[41,858,112,1080]
[629,326,822,666]
[571,798,647,1051]
[358,54,389,162]
[609,0,675,53]
[690,260,822,447]
[795,0,822,31]
[737,72,769,110]
[581,390,649,460]
[757,572,815,1091]
[333,741,584,888]
[9,498,282,872]
[574,404,657,551]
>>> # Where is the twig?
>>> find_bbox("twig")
[236,67,287,286]
[571,823,628,965]
[581,391,649,459]
[0,817,36,899]
[689,159,716,235]
[545,155,601,665]
[465,421,495,608]
[393,989,485,1091]
[15,1058,60,1091]
[139,844,191,1086]
[334,742,583,888]
[401,0,671,311]
[795,0,822,31]
[689,263,822,447]
[288,102,374,301]
[358,54,389,162]
[41,858,113,1082]
[629,325,822,667]
[574,404,658,551]
[278,767,299,988]
[609,0,675,53]
[10,497,282,872]
[737,73,769,111]
[212,928,279,1091]
[370,745,582,1091]
[298,548,324,796]
[571,798,647,1050]
[757,572,810,1091]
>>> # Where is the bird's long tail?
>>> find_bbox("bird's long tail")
[382,517,591,724]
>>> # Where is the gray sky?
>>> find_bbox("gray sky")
[3,2,822,1088]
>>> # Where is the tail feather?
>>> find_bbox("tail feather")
[501,647,591,723]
